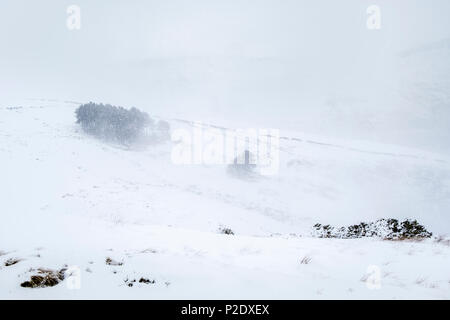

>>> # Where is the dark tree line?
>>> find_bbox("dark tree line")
[75,102,170,146]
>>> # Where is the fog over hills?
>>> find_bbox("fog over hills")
[1,0,450,152]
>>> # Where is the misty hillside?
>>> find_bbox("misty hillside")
[2,1,450,153]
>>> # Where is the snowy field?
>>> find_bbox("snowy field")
[1,0,450,300]
[1,99,449,299]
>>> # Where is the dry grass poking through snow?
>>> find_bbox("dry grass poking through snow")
[20,268,66,288]
[4,258,22,267]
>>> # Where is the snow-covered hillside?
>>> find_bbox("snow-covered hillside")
[1,0,450,301]
[1,99,449,299]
